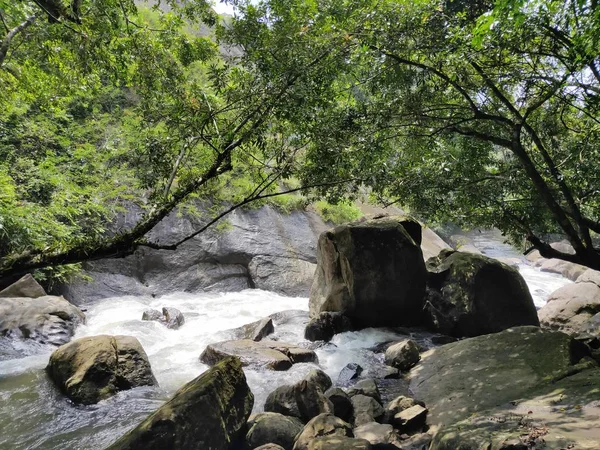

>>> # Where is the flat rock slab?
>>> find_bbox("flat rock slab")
[200,339,317,371]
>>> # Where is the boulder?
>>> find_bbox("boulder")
[305,369,333,392]
[424,250,539,337]
[384,340,420,372]
[107,357,253,449]
[307,436,372,450]
[347,379,381,404]
[577,268,600,285]
[264,379,332,424]
[233,317,275,341]
[539,258,587,281]
[265,384,302,420]
[46,335,156,405]
[304,312,353,342]
[142,309,163,321]
[383,396,424,425]
[309,217,427,329]
[246,412,303,450]
[396,433,432,450]
[421,227,452,261]
[409,326,600,449]
[337,363,363,385]
[200,339,317,371]
[163,307,185,329]
[0,274,46,298]
[0,295,85,346]
[392,405,428,433]
[351,395,385,426]
[353,422,401,448]
[538,280,600,335]
[254,445,285,450]
[293,413,353,450]
[324,387,354,423]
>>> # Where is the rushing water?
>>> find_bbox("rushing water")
[0,231,573,450]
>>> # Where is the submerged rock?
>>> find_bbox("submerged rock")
[309,216,427,329]
[46,335,156,405]
[246,412,303,450]
[0,295,85,346]
[425,250,539,337]
[141,307,185,329]
[0,274,46,298]
[200,339,317,371]
[107,357,253,450]
[384,339,420,372]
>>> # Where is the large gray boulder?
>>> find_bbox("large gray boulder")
[425,250,539,337]
[200,339,317,371]
[0,274,46,298]
[46,335,156,405]
[264,379,333,424]
[246,412,303,450]
[0,295,85,345]
[409,326,600,449]
[107,357,253,450]
[309,216,427,329]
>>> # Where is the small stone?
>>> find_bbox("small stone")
[384,340,420,371]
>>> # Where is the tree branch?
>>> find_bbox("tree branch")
[0,14,37,68]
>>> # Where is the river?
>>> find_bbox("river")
[0,231,572,449]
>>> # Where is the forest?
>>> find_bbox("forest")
[2,0,600,284]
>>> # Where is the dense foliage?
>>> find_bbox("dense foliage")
[1,0,600,282]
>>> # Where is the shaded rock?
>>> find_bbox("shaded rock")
[309,217,427,329]
[353,422,401,449]
[249,255,316,297]
[200,339,317,371]
[254,445,285,450]
[425,250,539,337]
[538,280,600,335]
[107,357,253,450]
[142,309,163,321]
[0,295,85,346]
[265,385,301,419]
[308,436,372,450]
[233,317,275,341]
[430,335,458,346]
[396,433,432,450]
[380,367,400,380]
[347,379,381,403]
[352,395,385,426]
[163,307,185,329]
[246,412,303,450]
[305,369,332,392]
[392,405,428,433]
[305,312,353,342]
[295,379,334,423]
[293,413,353,450]
[338,363,363,385]
[384,340,420,372]
[325,387,354,423]
[46,335,156,405]
[0,274,46,298]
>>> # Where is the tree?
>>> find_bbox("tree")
[225,0,600,269]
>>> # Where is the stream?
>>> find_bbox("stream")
[0,231,573,450]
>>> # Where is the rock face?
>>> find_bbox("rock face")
[309,216,427,329]
[384,340,420,371]
[246,412,303,450]
[0,295,85,345]
[200,339,317,371]
[425,250,539,337]
[409,326,600,449]
[46,335,156,404]
[0,274,46,298]
[538,274,600,336]
[107,357,253,450]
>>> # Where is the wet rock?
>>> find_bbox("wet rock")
[107,357,253,450]
[307,436,372,450]
[309,216,427,329]
[384,340,420,372]
[351,395,385,426]
[142,309,163,321]
[425,250,539,337]
[293,413,353,450]
[0,274,46,298]
[338,363,363,384]
[233,317,275,341]
[295,379,334,423]
[325,387,354,423]
[0,295,85,346]
[47,335,156,405]
[305,369,333,392]
[392,405,428,433]
[246,412,303,450]
[163,307,185,329]
[353,422,401,449]
[305,312,353,342]
[347,379,381,403]
[200,339,317,371]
